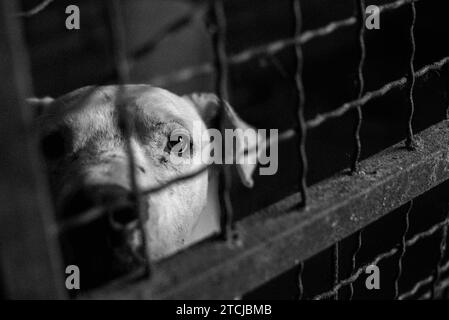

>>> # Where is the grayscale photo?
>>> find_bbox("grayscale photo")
[0,0,449,306]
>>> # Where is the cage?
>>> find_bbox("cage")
[0,0,448,300]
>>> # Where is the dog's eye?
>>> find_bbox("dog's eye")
[41,130,66,160]
[166,130,191,157]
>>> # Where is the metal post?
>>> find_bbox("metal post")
[0,0,65,299]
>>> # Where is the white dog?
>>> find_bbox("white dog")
[33,85,266,275]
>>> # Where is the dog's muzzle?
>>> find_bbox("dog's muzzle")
[58,184,148,290]
[62,184,139,228]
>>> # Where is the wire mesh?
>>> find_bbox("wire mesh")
[6,0,449,299]
[351,0,366,173]
[313,217,449,300]
[293,0,308,207]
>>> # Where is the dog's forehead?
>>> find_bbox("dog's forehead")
[42,85,202,130]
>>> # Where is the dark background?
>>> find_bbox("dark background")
[21,0,449,218]
[19,0,449,298]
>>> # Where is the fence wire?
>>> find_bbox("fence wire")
[149,0,421,87]
[405,2,417,149]
[313,217,449,300]
[349,230,363,300]
[394,201,412,298]
[293,0,308,207]
[16,0,54,17]
[107,0,151,274]
[209,0,237,242]
[15,0,449,300]
[306,57,449,129]
[351,0,366,174]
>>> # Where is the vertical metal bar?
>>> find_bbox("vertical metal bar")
[210,0,236,242]
[0,0,65,299]
[394,200,412,298]
[333,242,340,300]
[297,261,304,300]
[107,0,150,275]
[405,2,417,150]
[293,0,308,207]
[446,64,449,120]
[351,0,366,173]
[430,206,448,299]
[349,230,363,300]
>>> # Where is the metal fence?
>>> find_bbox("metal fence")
[0,0,449,299]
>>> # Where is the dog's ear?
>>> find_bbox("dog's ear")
[184,93,268,188]
[26,96,54,118]
[183,93,221,128]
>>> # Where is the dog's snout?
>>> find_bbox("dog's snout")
[62,184,136,220]
[108,205,139,230]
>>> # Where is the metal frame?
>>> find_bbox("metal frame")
[0,0,65,299]
[2,0,449,300]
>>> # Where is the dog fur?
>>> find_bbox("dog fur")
[35,85,262,263]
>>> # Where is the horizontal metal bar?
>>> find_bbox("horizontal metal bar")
[82,119,449,299]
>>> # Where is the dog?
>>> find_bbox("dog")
[32,85,267,287]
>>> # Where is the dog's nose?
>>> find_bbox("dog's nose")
[59,184,147,289]
[61,184,139,229]
[108,204,139,230]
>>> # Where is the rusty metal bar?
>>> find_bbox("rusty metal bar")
[351,0,366,173]
[209,0,236,242]
[394,200,412,298]
[297,262,304,300]
[107,0,151,274]
[82,119,449,299]
[405,2,417,149]
[0,0,65,299]
[333,243,340,300]
[349,230,362,299]
[293,0,308,207]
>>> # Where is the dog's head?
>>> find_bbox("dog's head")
[34,85,263,285]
